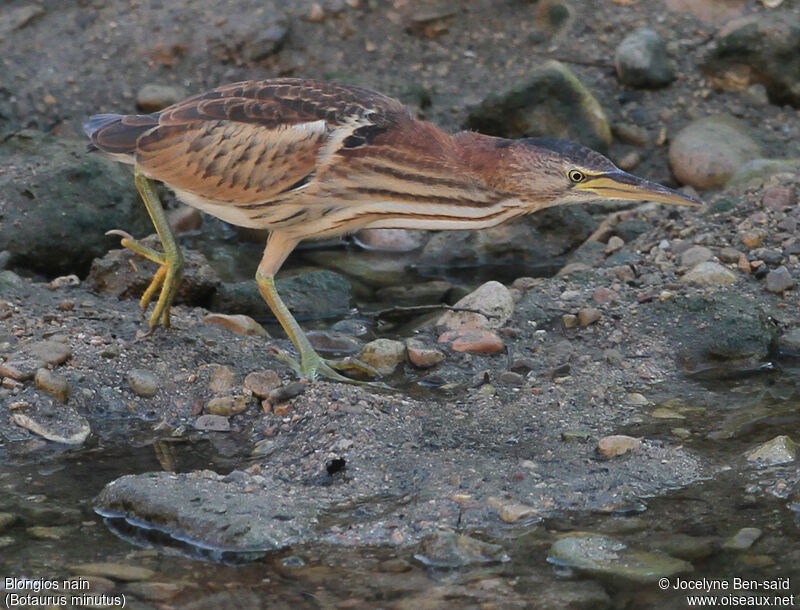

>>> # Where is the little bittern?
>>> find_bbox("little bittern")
[85,78,700,383]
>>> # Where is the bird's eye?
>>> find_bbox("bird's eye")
[568,169,585,183]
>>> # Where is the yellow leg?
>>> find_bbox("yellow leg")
[107,167,184,330]
[256,232,379,383]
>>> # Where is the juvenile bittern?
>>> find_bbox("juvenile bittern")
[85,78,700,383]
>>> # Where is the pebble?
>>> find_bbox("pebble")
[359,338,407,375]
[405,338,445,368]
[353,228,425,251]
[680,245,713,267]
[651,407,685,419]
[597,435,642,457]
[613,122,650,146]
[614,28,674,88]
[0,359,42,381]
[592,287,618,304]
[605,235,624,254]
[741,229,766,248]
[668,115,763,189]
[205,396,248,416]
[627,392,649,405]
[437,281,514,330]
[12,409,91,445]
[723,527,762,551]
[125,582,185,602]
[194,414,231,431]
[562,313,578,329]
[136,83,185,112]
[69,562,156,582]
[26,340,72,365]
[487,497,539,523]
[415,531,509,568]
[127,369,160,397]
[34,368,71,402]
[499,371,526,386]
[243,370,281,398]
[27,525,73,540]
[762,186,795,209]
[548,533,691,583]
[48,274,80,290]
[306,330,362,355]
[202,313,268,337]
[268,381,307,403]
[745,435,797,465]
[719,246,743,263]
[437,329,504,354]
[680,261,737,286]
[764,266,794,293]
[0,513,17,533]
[578,308,601,327]
[209,365,236,394]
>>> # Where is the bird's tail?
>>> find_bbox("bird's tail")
[83,113,158,155]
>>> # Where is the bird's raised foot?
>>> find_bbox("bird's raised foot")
[268,346,387,387]
[106,229,184,329]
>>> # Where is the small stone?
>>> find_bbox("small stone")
[605,236,624,254]
[136,83,185,112]
[306,330,362,355]
[34,368,71,402]
[562,314,578,329]
[12,408,90,445]
[561,430,592,442]
[616,151,642,171]
[0,513,18,533]
[745,435,797,465]
[354,228,426,252]
[719,247,743,263]
[268,381,307,403]
[205,396,249,416]
[437,329,504,354]
[209,365,236,394]
[406,338,445,368]
[27,525,73,540]
[680,245,713,267]
[26,340,72,365]
[615,28,674,88]
[627,392,649,405]
[202,313,268,336]
[243,370,281,398]
[487,497,539,523]
[499,371,526,386]
[577,308,601,327]
[0,359,41,381]
[48,274,80,290]
[359,338,407,375]
[69,562,156,582]
[415,531,509,568]
[437,281,514,330]
[723,527,762,551]
[762,186,795,209]
[598,435,642,457]
[741,230,766,248]
[681,261,737,286]
[765,266,794,293]
[194,414,230,431]
[127,369,159,397]
[593,287,618,304]
[651,407,685,419]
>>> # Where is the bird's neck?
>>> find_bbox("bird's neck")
[450,131,518,193]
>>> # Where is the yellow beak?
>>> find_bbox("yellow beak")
[575,171,702,207]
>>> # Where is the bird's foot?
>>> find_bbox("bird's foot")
[269,347,387,387]
[107,229,185,329]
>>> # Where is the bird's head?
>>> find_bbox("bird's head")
[499,137,702,210]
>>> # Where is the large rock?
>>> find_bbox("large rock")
[465,60,612,152]
[0,130,151,276]
[669,115,763,189]
[703,13,800,107]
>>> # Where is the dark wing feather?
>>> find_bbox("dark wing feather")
[86,78,411,204]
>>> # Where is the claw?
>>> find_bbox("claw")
[106,229,135,240]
